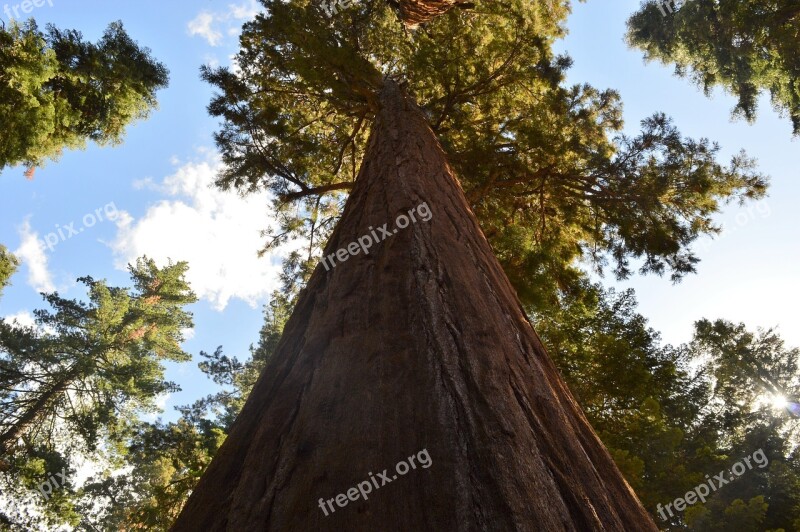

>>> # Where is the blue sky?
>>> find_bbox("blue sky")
[1,0,798,423]
[556,2,800,350]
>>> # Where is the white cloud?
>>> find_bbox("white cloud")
[187,1,261,47]
[3,309,56,335]
[203,54,221,69]
[14,220,55,293]
[187,12,224,46]
[110,154,287,311]
[229,0,261,20]
[155,392,171,410]
[132,176,156,190]
[142,392,173,422]
[181,327,196,341]
[4,310,35,328]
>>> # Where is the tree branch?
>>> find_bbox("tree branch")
[278,182,355,203]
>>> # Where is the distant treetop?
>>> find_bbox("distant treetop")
[0,20,169,171]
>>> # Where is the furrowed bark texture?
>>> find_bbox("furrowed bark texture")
[394,0,464,27]
[172,79,658,531]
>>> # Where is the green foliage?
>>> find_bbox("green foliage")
[0,20,169,170]
[627,0,800,135]
[677,320,800,530]
[688,495,769,531]
[690,318,800,442]
[0,246,19,300]
[534,282,720,513]
[537,286,800,529]
[76,419,226,531]
[73,290,293,530]
[204,0,766,308]
[0,257,195,529]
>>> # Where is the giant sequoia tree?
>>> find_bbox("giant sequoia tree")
[202,0,764,309]
[176,74,658,531]
[173,0,765,529]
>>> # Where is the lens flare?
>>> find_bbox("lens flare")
[772,395,789,410]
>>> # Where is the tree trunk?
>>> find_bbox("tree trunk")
[0,371,75,455]
[392,0,468,28]
[172,79,658,531]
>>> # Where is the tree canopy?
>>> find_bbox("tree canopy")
[0,20,169,171]
[627,0,800,135]
[73,291,289,530]
[535,284,800,529]
[204,0,766,309]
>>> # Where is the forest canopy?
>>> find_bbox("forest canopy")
[0,0,797,530]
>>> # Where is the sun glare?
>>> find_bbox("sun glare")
[771,395,789,410]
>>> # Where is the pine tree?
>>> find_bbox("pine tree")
[75,291,293,530]
[627,0,800,135]
[0,258,196,529]
[0,20,169,171]
[0,246,18,299]
[0,258,196,458]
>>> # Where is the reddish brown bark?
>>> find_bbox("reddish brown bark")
[172,79,658,531]
[392,0,469,28]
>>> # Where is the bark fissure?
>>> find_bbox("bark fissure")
[256,369,319,524]
[391,91,502,527]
